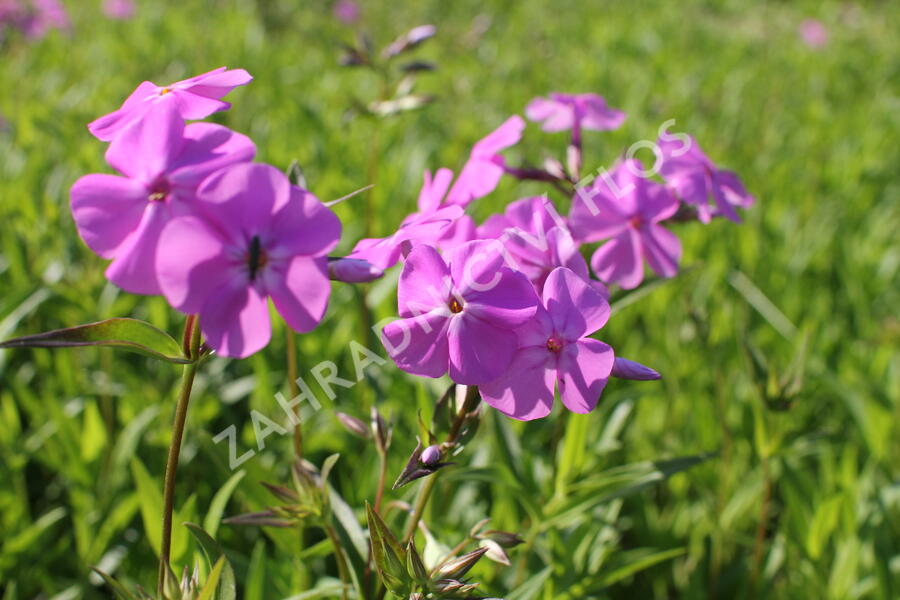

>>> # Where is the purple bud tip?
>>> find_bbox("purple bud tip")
[407,24,437,44]
[421,444,441,466]
[611,357,661,381]
[328,257,384,283]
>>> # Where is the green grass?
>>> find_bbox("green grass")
[1,0,899,598]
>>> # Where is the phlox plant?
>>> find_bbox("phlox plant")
[0,31,754,600]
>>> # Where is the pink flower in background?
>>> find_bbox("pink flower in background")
[88,66,253,141]
[480,267,615,420]
[799,19,828,49]
[657,134,754,223]
[525,93,625,134]
[570,159,681,289]
[444,116,525,207]
[70,102,255,295]
[17,0,69,39]
[157,163,341,358]
[381,240,539,384]
[332,0,358,24]
[102,0,135,20]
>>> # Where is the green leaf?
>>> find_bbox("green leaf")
[245,540,267,600]
[365,502,409,597]
[90,569,139,600]
[203,470,246,538]
[0,318,190,364]
[595,547,686,587]
[184,523,237,600]
[197,556,225,600]
[506,566,552,600]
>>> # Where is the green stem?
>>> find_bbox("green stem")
[157,318,201,595]
[374,449,388,515]
[402,386,480,544]
[325,524,352,600]
[286,327,303,458]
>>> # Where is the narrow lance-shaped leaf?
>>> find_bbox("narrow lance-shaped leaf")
[0,318,190,364]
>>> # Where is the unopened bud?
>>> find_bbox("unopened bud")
[420,444,441,466]
[336,411,371,439]
[328,257,384,283]
[383,24,436,58]
[481,530,524,548]
[611,357,661,381]
[437,547,488,579]
[371,406,391,454]
[479,539,511,566]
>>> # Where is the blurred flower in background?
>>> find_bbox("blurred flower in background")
[0,0,69,40]
[799,18,829,48]
[332,0,358,25]
[102,0,135,20]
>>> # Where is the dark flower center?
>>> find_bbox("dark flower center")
[628,215,644,229]
[448,298,463,314]
[246,236,268,281]
[148,179,170,202]
[546,335,563,353]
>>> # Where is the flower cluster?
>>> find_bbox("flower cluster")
[70,67,354,358]
[0,0,68,41]
[364,93,753,419]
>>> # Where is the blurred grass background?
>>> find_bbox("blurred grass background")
[1,0,899,598]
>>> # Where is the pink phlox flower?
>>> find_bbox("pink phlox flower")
[381,240,539,385]
[525,93,625,134]
[70,101,255,295]
[157,163,341,358]
[102,0,135,20]
[88,66,253,141]
[799,19,828,49]
[569,159,681,290]
[480,267,615,420]
[656,134,754,223]
[443,115,525,207]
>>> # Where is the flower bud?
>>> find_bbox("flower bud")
[328,257,384,283]
[481,530,525,548]
[371,406,392,454]
[436,547,488,580]
[611,357,661,381]
[420,444,441,466]
[479,539,511,566]
[336,411,371,439]
[383,24,437,58]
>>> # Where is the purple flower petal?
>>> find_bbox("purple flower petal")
[542,267,610,341]
[590,229,644,289]
[447,239,508,295]
[168,123,256,189]
[382,312,451,378]
[199,281,271,359]
[70,174,148,258]
[194,163,284,240]
[103,203,170,295]
[157,215,235,313]
[641,223,681,279]
[447,315,518,385]
[397,244,452,317]
[105,101,184,182]
[557,338,614,413]
[480,346,556,421]
[463,268,539,329]
[269,187,341,258]
[266,256,331,333]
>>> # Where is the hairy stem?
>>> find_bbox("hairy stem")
[402,386,481,544]
[157,318,201,595]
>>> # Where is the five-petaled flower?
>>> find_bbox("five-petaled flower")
[70,101,255,295]
[88,66,252,141]
[525,93,625,135]
[656,134,754,223]
[480,267,615,420]
[569,159,681,290]
[381,240,539,385]
[156,163,341,358]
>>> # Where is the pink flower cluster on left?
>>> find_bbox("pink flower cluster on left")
[70,67,345,358]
